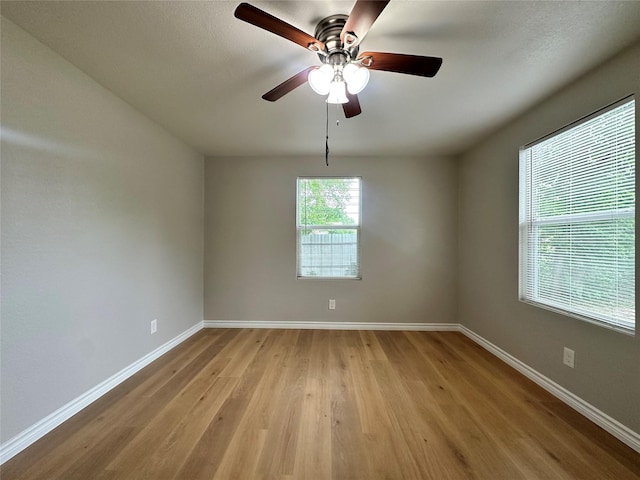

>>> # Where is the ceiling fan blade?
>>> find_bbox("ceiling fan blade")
[262,67,316,102]
[358,51,443,77]
[234,3,324,52]
[343,92,362,118]
[341,0,390,47]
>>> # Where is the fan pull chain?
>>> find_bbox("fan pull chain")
[325,104,341,166]
[325,101,330,166]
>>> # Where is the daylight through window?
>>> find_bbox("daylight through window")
[297,177,361,279]
[519,97,635,333]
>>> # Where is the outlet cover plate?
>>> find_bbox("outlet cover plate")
[563,347,575,368]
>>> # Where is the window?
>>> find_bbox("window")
[519,97,635,333]
[297,177,361,279]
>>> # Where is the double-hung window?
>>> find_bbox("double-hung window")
[519,97,635,333]
[296,177,361,279]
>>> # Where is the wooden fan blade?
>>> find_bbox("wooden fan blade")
[262,67,316,102]
[234,3,324,51]
[343,92,362,118]
[340,0,390,47]
[358,51,443,77]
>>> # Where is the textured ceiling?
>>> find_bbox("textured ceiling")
[2,1,640,158]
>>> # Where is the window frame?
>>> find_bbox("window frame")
[296,176,362,280]
[518,96,636,335]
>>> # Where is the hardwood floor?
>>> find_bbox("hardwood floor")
[2,329,639,479]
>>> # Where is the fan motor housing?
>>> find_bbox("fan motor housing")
[314,14,359,61]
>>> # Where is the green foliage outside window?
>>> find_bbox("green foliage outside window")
[298,178,356,233]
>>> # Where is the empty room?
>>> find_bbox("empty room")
[1,1,639,478]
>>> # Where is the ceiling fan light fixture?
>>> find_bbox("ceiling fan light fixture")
[235,2,443,119]
[326,80,349,104]
[308,64,333,95]
[343,63,370,94]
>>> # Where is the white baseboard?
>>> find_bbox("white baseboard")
[203,320,460,331]
[0,321,204,464]
[459,325,640,453]
[3,320,637,465]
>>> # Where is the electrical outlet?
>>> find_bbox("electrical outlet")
[563,347,575,368]
[151,319,158,335]
[328,299,336,310]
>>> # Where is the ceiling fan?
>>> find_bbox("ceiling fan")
[234,0,443,118]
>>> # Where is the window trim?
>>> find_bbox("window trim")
[518,96,635,335]
[296,176,362,280]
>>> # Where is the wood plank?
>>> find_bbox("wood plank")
[210,329,300,479]
[291,330,332,480]
[254,330,310,477]
[173,332,277,480]
[329,330,372,480]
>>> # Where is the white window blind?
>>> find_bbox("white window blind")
[519,97,635,333]
[297,177,361,279]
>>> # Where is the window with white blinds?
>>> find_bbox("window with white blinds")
[519,97,635,333]
[297,177,361,279]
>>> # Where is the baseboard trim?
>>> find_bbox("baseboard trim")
[203,320,460,331]
[459,325,640,453]
[0,321,204,464]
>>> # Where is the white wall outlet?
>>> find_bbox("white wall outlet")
[151,319,158,335]
[563,347,575,368]
[328,299,336,310]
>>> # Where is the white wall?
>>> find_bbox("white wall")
[204,155,457,326]
[458,41,640,432]
[0,18,204,443]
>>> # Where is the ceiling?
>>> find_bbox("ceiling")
[2,1,640,158]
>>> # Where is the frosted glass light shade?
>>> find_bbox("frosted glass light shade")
[343,63,370,94]
[308,64,333,95]
[326,81,349,104]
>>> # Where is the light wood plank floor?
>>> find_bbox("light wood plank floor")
[2,329,639,479]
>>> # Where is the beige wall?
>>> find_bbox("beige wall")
[204,155,457,325]
[458,41,640,432]
[0,18,204,442]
